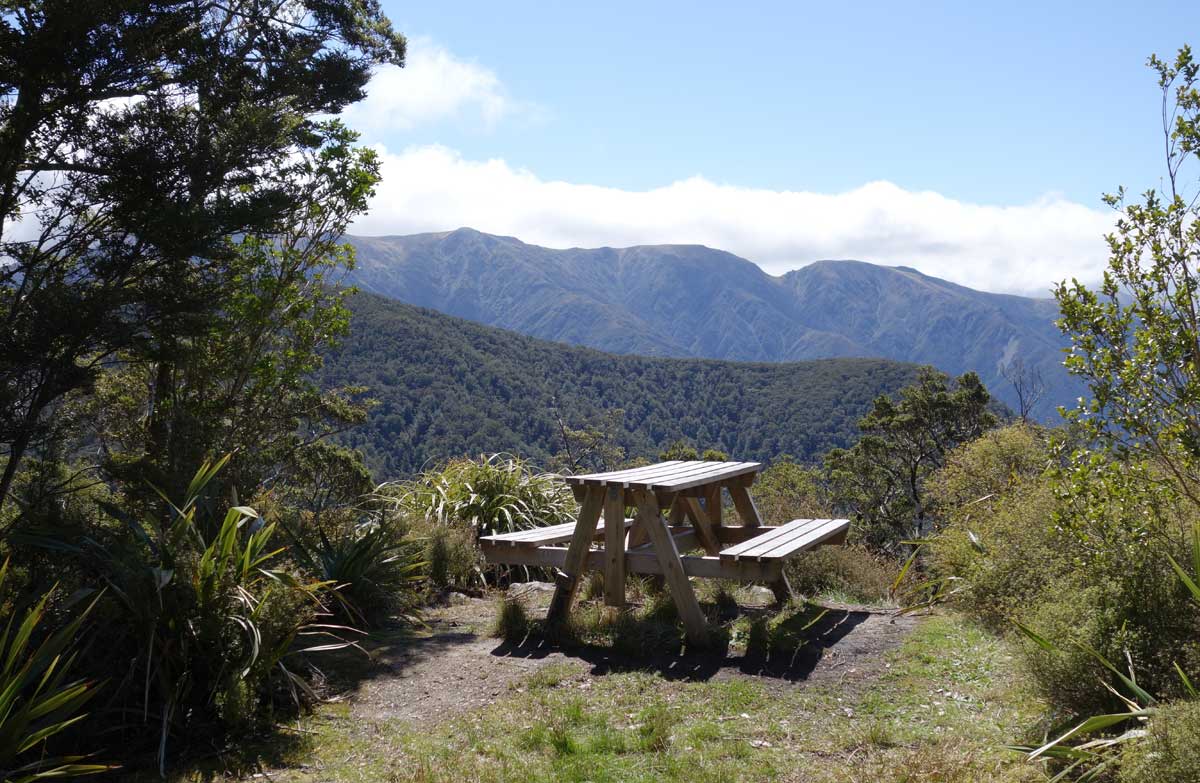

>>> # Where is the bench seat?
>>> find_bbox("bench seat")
[718,518,849,562]
[479,517,632,549]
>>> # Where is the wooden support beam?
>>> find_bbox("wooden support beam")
[679,496,721,556]
[546,486,604,626]
[705,485,723,527]
[729,486,763,528]
[480,540,784,582]
[633,489,708,646]
[603,486,626,608]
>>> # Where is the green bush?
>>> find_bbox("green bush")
[284,505,424,624]
[397,454,577,537]
[785,545,894,605]
[1120,699,1200,783]
[0,560,110,782]
[752,459,832,524]
[27,458,348,772]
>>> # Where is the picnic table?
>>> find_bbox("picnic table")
[480,460,849,644]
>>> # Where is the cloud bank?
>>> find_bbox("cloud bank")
[342,38,517,135]
[351,144,1114,296]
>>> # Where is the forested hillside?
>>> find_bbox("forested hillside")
[346,228,1081,420]
[322,292,923,476]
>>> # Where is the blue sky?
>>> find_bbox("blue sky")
[346,1,1200,294]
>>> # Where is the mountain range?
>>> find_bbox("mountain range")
[345,228,1082,419]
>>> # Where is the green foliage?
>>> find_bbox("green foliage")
[1120,699,1200,783]
[395,454,578,538]
[323,292,923,476]
[826,368,998,551]
[784,546,895,605]
[29,458,348,772]
[753,458,833,524]
[0,1,403,514]
[0,561,110,782]
[285,506,424,625]
[1055,45,1200,514]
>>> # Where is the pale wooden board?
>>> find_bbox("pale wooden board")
[603,486,627,608]
[480,517,631,547]
[563,460,762,492]
[546,486,605,625]
[721,518,849,561]
[632,488,709,645]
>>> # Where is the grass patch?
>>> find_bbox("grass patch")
[161,612,1047,782]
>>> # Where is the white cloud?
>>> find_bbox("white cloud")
[351,144,1115,296]
[343,38,518,136]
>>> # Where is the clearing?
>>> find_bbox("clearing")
[162,590,1047,783]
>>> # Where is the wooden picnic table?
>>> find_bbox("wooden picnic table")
[480,460,849,645]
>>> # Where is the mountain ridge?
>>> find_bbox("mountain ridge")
[345,228,1080,418]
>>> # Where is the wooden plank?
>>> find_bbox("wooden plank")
[719,520,817,559]
[603,486,626,608]
[738,519,838,560]
[480,517,631,547]
[626,461,762,492]
[480,542,782,582]
[755,520,849,560]
[562,461,689,486]
[565,460,763,492]
[546,486,605,625]
[679,496,721,556]
[632,489,708,646]
[722,518,850,561]
[728,485,764,528]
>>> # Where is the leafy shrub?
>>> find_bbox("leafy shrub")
[785,545,894,605]
[30,457,349,772]
[285,505,424,624]
[0,561,110,782]
[397,454,577,537]
[423,520,482,589]
[752,459,832,524]
[1119,699,1200,783]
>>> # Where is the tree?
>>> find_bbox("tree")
[1055,46,1200,513]
[1000,356,1046,424]
[826,368,997,551]
[0,1,404,513]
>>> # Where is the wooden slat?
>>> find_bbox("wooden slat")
[744,519,844,560]
[564,460,762,492]
[633,489,708,645]
[721,518,849,561]
[546,487,605,625]
[719,519,817,559]
[561,460,688,486]
[479,542,783,582]
[603,486,626,608]
[480,517,631,547]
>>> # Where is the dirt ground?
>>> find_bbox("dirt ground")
[343,591,918,726]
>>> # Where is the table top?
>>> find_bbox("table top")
[562,460,761,492]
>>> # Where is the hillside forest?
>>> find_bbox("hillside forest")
[1,4,1200,782]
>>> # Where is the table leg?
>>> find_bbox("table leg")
[679,496,720,556]
[729,486,763,527]
[705,485,723,527]
[633,489,708,646]
[603,486,626,608]
[547,486,605,626]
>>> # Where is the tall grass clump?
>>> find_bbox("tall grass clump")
[391,454,578,586]
[0,560,111,781]
[25,457,356,773]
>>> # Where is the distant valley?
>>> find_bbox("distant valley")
[323,293,923,477]
[345,228,1082,419]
